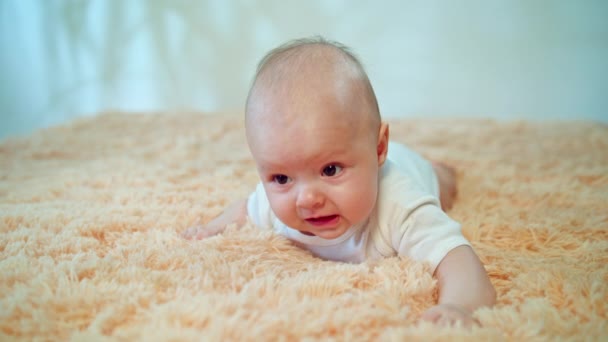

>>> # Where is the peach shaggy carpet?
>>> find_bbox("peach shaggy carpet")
[0,113,606,341]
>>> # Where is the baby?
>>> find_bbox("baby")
[183,37,496,327]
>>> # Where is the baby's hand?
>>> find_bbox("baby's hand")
[181,199,247,240]
[420,303,478,328]
[181,219,224,240]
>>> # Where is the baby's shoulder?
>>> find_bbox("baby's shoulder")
[378,160,431,202]
[375,160,441,223]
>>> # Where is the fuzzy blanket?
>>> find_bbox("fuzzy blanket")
[1,113,606,341]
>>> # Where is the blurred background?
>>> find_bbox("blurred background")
[1,0,607,140]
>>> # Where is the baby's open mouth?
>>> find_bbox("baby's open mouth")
[305,215,340,226]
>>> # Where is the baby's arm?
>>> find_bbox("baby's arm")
[181,199,248,240]
[421,245,496,326]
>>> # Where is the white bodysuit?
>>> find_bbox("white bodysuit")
[247,142,470,272]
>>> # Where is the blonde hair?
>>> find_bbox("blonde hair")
[246,36,380,123]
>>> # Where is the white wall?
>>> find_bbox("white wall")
[1,0,607,140]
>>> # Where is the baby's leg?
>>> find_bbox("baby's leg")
[431,161,458,211]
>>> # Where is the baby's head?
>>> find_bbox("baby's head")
[245,37,389,239]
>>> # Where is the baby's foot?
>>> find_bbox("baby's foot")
[432,161,458,211]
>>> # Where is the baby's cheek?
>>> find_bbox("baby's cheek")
[267,193,296,224]
[342,179,377,222]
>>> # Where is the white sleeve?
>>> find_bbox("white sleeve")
[389,197,470,273]
[246,182,273,228]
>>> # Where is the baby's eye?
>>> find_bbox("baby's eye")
[322,164,343,177]
[272,174,291,185]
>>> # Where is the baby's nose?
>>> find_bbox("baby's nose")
[295,185,325,210]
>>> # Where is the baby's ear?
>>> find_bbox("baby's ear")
[377,122,389,166]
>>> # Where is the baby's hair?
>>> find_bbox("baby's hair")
[246,36,380,123]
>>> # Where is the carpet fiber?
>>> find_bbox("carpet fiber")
[1,113,606,340]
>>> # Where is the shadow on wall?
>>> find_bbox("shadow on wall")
[2,1,262,139]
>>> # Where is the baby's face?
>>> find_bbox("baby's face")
[247,79,387,239]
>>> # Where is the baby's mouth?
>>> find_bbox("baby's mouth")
[305,215,340,226]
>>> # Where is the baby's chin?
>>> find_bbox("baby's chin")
[297,221,351,240]
[298,228,348,240]
[290,213,372,239]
